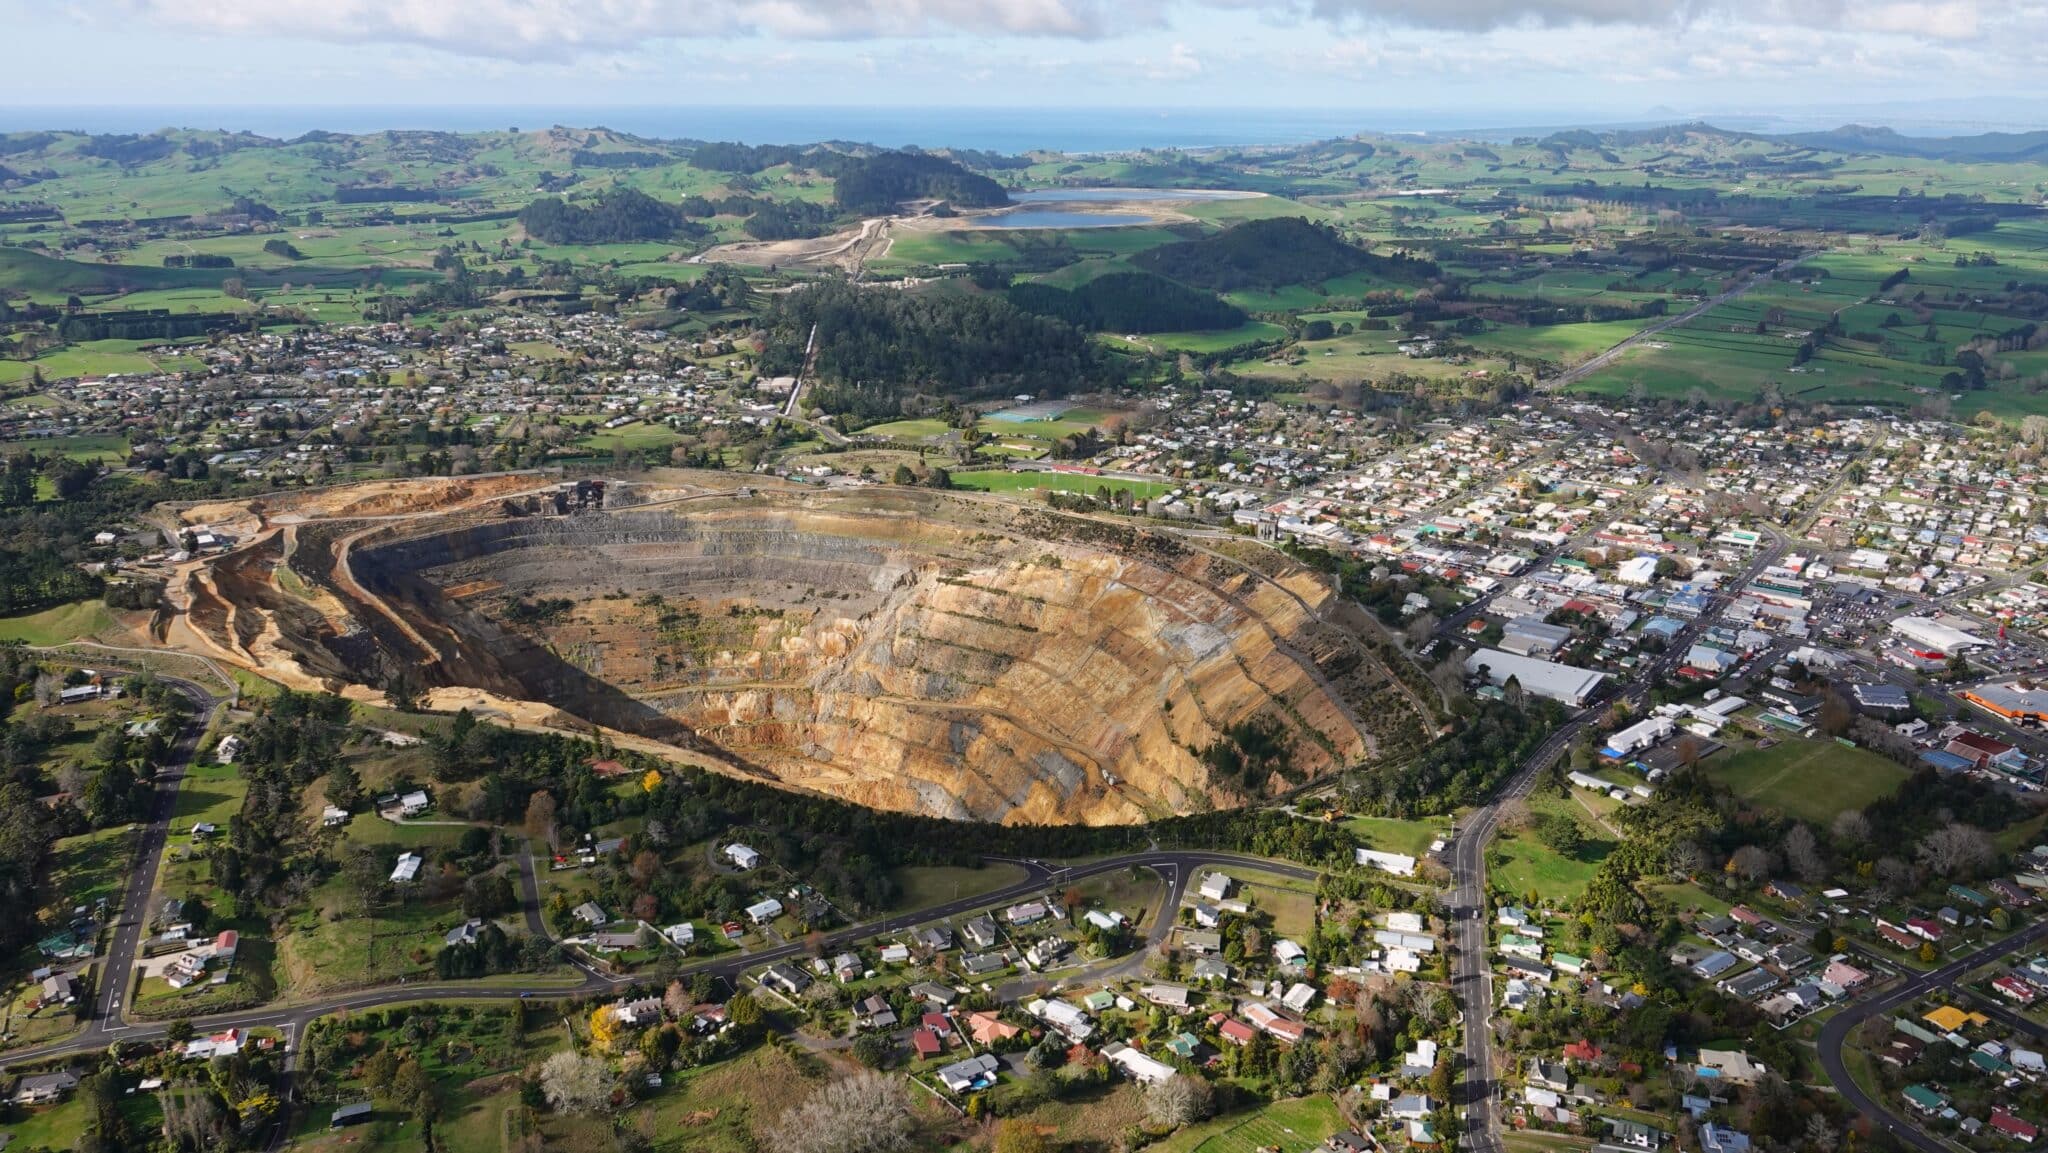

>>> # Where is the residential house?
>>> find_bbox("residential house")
[611,997,663,1028]
[1390,1093,1434,1121]
[1103,1041,1178,1085]
[745,897,784,925]
[1992,1109,2039,1144]
[11,1070,79,1105]
[1006,901,1050,925]
[966,1011,1020,1045]
[963,915,1000,949]
[1141,984,1193,1012]
[1698,1049,1764,1085]
[1699,1125,1752,1153]
[724,843,761,870]
[856,995,897,1029]
[760,962,812,996]
[935,1053,1000,1094]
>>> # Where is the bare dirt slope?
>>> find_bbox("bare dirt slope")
[164,479,1436,825]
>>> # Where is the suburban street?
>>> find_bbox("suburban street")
[1447,530,1791,1153]
[0,848,1316,1071]
[1816,920,2048,1153]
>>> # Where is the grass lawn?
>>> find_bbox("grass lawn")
[0,433,129,462]
[947,470,1171,500]
[1230,870,1321,942]
[861,418,954,441]
[1073,865,1167,929]
[278,874,471,996]
[44,825,134,919]
[292,1006,569,1153]
[1504,1134,1597,1153]
[1155,1094,1342,1153]
[641,1043,833,1153]
[0,1085,160,1151]
[890,861,1028,912]
[1648,880,1736,920]
[1344,815,1443,858]
[572,420,682,454]
[1706,738,1908,825]
[1493,793,1612,905]
[158,762,248,887]
[0,600,115,645]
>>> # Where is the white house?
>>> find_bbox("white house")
[745,897,784,925]
[724,844,761,871]
[1356,849,1418,877]
[389,852,421,883]
[1103,1042,1178,1085]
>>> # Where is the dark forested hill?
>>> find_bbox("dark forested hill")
[1133,216,1436,293]
[757,281,1117,419]
[517,188,701,245]
[830,152,1010,215]
[1008,270,1246,333]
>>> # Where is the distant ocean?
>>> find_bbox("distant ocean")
[0,105,1579,152]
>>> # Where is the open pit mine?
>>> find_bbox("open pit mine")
[160,476,1439,825]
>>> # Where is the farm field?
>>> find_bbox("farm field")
[1705,738,1909,824]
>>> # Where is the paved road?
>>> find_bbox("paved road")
[1816,920,2048,1153]
[1449,532,1790,1153]
[41,671,223,1043]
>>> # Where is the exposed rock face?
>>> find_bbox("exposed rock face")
[222,486,1433,824]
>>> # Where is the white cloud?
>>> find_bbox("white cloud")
[1142,41,1204,78]
[109,0,1156,58]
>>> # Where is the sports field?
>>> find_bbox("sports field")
[947,470,1171,500]
[1706,738,1909,824]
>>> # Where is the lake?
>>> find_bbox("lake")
[1011,188,1259,203]
[971,210,1160,229]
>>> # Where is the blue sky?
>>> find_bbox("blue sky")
[10,1,2048,126]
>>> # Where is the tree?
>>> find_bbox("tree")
[1831,809,1871,846]
[590,1005,622,1052]
[1143,1075,1213,1128]
[524,790,559,850]
[1729,844,1776,884]
[1782,824,1827,883]
[1918,823,1996,878]
[851,1032,891,1068]
[1918,940,1938,963]
[392,1057,437,1124]
[994,1119,1052,1153]
[765,1070,917,1153]
[539,1050,615,1114]
[663,979,695,1022]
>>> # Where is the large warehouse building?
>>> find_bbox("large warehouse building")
[1464,648,1608,708]
[1890,616,1988,656]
